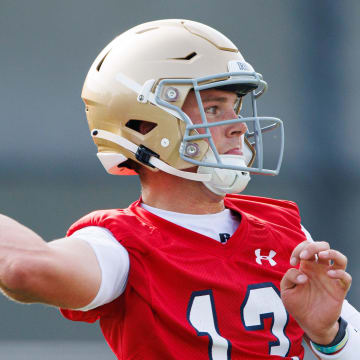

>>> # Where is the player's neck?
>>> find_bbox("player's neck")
[140,170,225,215]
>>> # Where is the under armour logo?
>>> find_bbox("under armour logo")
[255,249,277,266]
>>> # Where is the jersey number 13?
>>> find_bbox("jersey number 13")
[187,282,300,360]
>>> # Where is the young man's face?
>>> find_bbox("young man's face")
[182,89,247,156]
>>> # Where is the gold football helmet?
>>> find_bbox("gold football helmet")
[82,19,283,195]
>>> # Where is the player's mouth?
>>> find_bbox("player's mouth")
[224,148,243,156]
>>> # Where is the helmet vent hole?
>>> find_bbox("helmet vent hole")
[170,52,197,61]
[96,50,111,72]
[126,120,157,135]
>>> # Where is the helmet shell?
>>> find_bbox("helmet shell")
[82,19,246,171]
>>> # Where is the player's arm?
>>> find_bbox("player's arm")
[0,214,101,309]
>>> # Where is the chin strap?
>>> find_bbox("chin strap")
[93,129,251,195]
[92,129,211,182]
[197,151,251,196]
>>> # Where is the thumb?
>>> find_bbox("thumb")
[280,268,308,291]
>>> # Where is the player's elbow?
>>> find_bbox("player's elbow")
[1,254,49,302]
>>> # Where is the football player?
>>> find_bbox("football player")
[1,19,359,359]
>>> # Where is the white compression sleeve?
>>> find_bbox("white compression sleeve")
[68,226,130,311]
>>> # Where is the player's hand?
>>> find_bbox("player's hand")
[280,240,352,345]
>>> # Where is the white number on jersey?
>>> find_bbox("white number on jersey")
[241,282,292,356]
[187,284,300,360]
[187,290,231,360]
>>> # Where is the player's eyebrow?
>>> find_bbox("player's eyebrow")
[201,95,238,105]
[201,96,227,103]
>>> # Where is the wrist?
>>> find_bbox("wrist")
[311,317,349,355]
[308,321,340,345]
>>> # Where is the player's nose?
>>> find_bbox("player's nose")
[225,118,248,139]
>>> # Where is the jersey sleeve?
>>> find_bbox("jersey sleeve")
[66,226,130,311]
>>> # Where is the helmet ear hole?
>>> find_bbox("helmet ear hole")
[125,120,157,135]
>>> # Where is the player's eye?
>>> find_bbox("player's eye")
[205,106,219,115]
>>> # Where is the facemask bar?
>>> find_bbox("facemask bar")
[154,71,284,176]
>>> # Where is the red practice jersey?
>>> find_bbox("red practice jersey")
[61,195,307,359]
